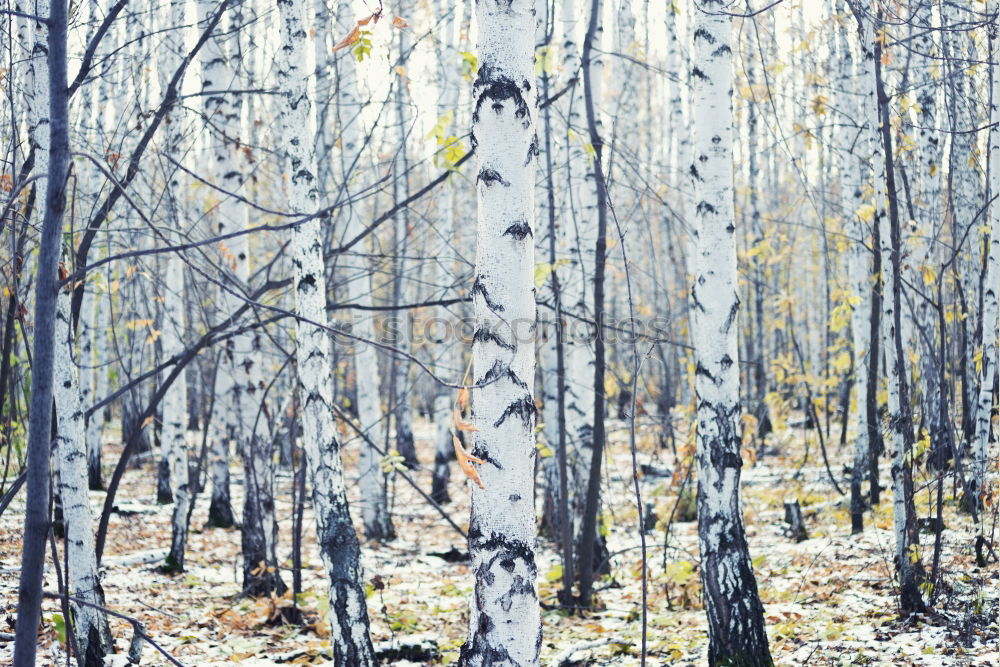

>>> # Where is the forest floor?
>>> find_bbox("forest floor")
[0,416,998,666]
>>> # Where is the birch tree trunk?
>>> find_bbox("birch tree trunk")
[390,43,418,470]
[689,4,772,665]
[329,0,394,540]
[158,0,193,572]
[201,0,235,528]
[839,4,871,535]
[459,0,541,663]
[276,0,376,659]
[85,287,105,490]
[226,1,282,598]
[974,1,1000,508]
[430,0,463,505]
[55,288,114,666]
[162,257,192,572]
[908,2,944,465]
[855,0,926,614]
[13,0,70,660]
[542,0,589,556]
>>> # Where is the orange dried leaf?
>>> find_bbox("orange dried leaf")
[457,386,470,411]
[453,434,485,489]
[332,25,361,52]
[392,15,408,29]
[455,413,478,432]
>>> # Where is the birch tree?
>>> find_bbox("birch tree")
[332,0,394,540]
[838,3,872,534]
[12,0,71,660]
[201,0,236,529]
[159,0,194,573]
[460,0,541,662]
[276,0,376,658]
[54,287,115,665]
[849,0,925,614]
[689,2,772,665]
[974,0,1000,509]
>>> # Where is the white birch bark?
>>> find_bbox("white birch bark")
[277,0,375,659]
[162,257,192,571]
[562,0,608,572]
[150,0,192,543]
[539,0,586,542]
[943,1,984,439]
[689,4,771,665]
[851,0,925,612]
[54,288,114,664]
[907,2,944,461]
[389,45,417,469]
[224,1,282,597]
[26,0,49,219]
[460,1,540,663]
[327,0,394,539]
[344,225,394,539]
[200,0,236,528]
[975,1,1000,503]
[72,0,104,493]
[430,0,464,505]
[84,284,105,490]
[839,3,871,533]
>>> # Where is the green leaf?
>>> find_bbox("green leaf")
[50,613,66,646]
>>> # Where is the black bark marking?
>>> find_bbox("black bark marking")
[472,276,505,313]
[496,574,534,612]
[473,67,531,125]
[694,27,716,43]
[697,201,717,215]
[690,284,707,313]
[470,444,504,470]
[526,136,539,164]
[721,296,740,334]
[478,168,510,187]
[473,327,515,352]
[494,396,536,429]
[479,359,530,390]
[503,221,533,240]
[692,66,708,80]
[695,362,716,383]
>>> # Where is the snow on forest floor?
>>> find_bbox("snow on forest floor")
[1,417,998,666]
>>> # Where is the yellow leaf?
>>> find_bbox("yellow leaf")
[830,350,851,374]
[855,204,876,222]
[604,374,619,399]
[921,265,936,286]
